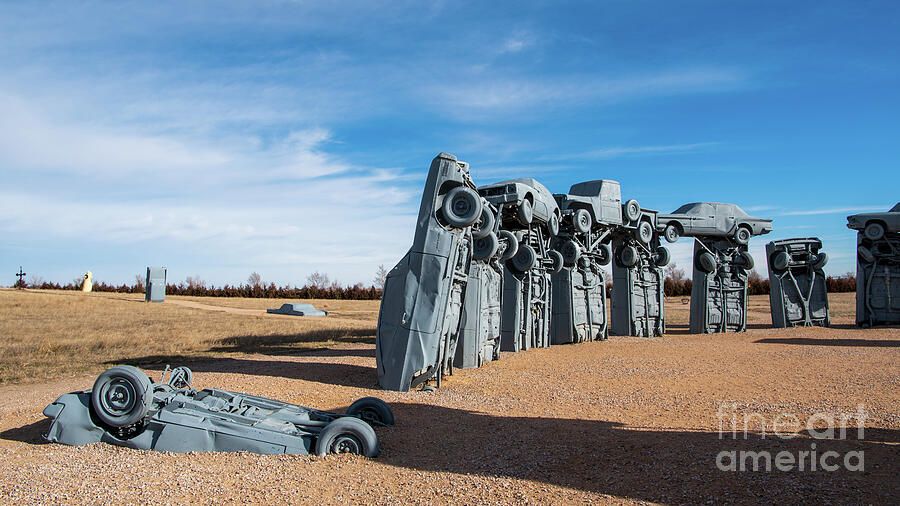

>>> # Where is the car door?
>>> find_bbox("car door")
[719,204,736,235]
[691,203,716,234]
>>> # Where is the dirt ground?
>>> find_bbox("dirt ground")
[0,291,897,504]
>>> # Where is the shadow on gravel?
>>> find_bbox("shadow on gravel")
[209,329,375,355]
[114,357,380,389]
[0,418,51,445]
[381,403,900,503]
[754,337,900,347]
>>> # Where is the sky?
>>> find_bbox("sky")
[1,0,898,287]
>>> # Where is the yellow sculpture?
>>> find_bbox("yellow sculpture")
[82,271,93,292]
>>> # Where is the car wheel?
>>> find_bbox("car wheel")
[573,209,592,234]
[864,222,885,241]
[619,245,639,267]
[857,245,875,264]
[471,205,494,240]
[347,397,394,426]
[547,250,564,274]
[442,186,482,228]
[560,239,581,267]
[597,243,612,266]
[498,230,518,261]
[510,243,537,272]
[623,199,641,222]
[315,417,379,457]
[91,365,153,428]
[654,246,670,267]
[738,251,755,270]
[811,252,828,270]
[516,200,533,226]
[636,221,653,245]
[548,213,560,236]
[734,226,752,245]
[696,251,717,274]
[664,223,680,243]
[473,232,500,261]
[771,251,790,271]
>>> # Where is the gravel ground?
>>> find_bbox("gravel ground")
[0,305,897,504]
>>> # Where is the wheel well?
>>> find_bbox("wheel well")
[866,219,887,230]
[667,221,683,233]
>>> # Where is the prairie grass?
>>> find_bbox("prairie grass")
[0,289,378,384]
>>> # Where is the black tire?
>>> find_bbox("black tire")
[315,417,379,457]
[471,205,495,240]
[654,246,670,267]
[573,209,592,234]
[636,221,653,245]
[738,251,755,270]
[510,243,537,272]
[864,222,885,241]
[858,246,875,264]
[442,186,482,228]
[548,213,560,236]
[547,250,564,274]
[473,232,500,261]
[811,252,828,270]
[734,226,752,245]
[696,251,717,273]
[346,397,395,426]
[498,230,518,261]
[624,199,641,222]
[663,223,680,243]
[91,366,153,428]
[619,245,639,267]
[597,243,612,266]
[516,200,533,226]
[772,251,790,271]
[560,239,581,267]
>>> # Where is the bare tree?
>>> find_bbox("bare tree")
[306,271,330,289]
[247,272,262,289]
[185,275,206,289]
[664,263,686,282]
[134,274,145,292]
[748,269,763,284]
[28,274,44,288]
[373,264,388,289]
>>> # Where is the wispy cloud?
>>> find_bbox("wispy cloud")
[781,206,890,216]
[544,142,718,161]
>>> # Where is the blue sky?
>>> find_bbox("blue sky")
[1,0,897,286]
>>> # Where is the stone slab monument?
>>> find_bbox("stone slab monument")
[145,267,166,302]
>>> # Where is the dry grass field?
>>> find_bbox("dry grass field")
[0,288,897,504]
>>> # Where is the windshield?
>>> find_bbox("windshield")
[673,203,704,215]
[891,203,900,212]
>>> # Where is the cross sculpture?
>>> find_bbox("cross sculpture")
[15,266,26,288]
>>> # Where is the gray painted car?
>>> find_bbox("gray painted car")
[657,202,773,245]
[44,365,393,457]
[478,178,561,236]
[847,203,900,241]
[267,303,328,316]
[376,153,482,391]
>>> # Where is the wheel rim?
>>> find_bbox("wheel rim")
[102,378,137,416]
[451,195,473,218]
[665,226,678,243]
[331,435,362,454]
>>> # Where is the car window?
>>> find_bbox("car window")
[731,205,750,218]
[674,203,701,215]
[891,203,900,212]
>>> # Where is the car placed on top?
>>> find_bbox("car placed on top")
[847,203,900,241]
[657,202,772,244]
[478,178,561,235]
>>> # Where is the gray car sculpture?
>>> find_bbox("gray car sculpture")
[44,365,393,456]
[267,303,327,316]
[847,203,900,241]
[376,153,483,391]
[766,238,829,328]
[610,209,668,337]
[480,178,563,351]
[658,202,773,245]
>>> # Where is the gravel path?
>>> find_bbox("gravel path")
[1,323,897,504]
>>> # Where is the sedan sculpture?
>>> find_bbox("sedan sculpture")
[847,203,900,241]
[44,365,393,457]
[657,202,772,245]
